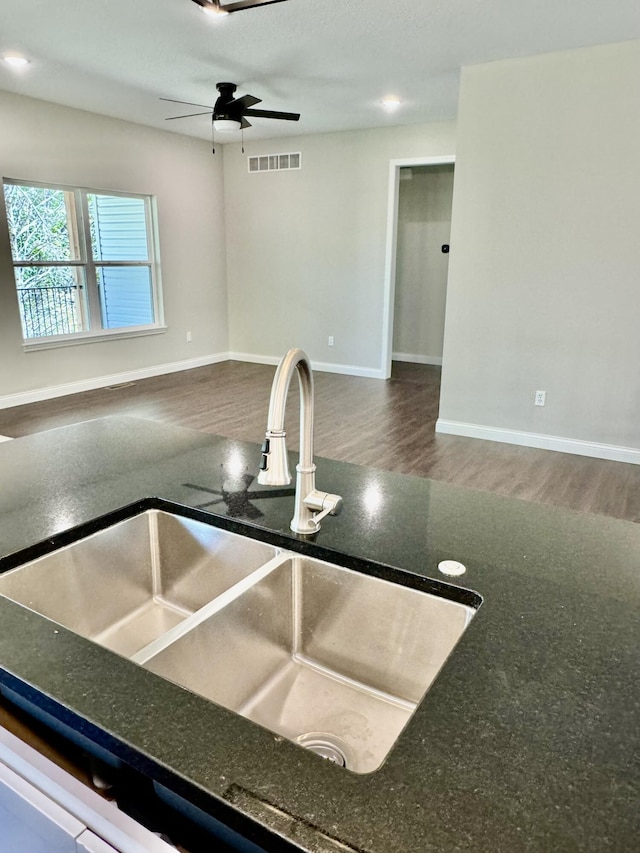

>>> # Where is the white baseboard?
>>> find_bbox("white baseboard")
[0,353,229,411]
[228,352,385,379]
[0,350,388,410]
[435,419,640,466]
[392,352,443,366]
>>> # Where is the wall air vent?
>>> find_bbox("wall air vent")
[248,152,302,173]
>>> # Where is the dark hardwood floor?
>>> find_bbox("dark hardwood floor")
[1,360,639,523]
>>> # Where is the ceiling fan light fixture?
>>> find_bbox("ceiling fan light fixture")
[213,118,242,132]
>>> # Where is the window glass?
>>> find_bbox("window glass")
[88,194,149,261]
[4,184,78,262]
[96,266,154,329]
[14,266,87,338]
[2,181,160,345]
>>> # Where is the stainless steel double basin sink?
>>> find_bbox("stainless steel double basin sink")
[0,509,480,773]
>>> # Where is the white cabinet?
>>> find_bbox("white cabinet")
[76,830,120,853]
[0,725,175,853]
[0,759,84,852]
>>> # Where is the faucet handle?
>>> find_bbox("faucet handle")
[304,490,343,527]
[313,494,343,526]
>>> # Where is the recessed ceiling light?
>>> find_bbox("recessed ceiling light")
[3,55,30,67]
[381,96,402,111]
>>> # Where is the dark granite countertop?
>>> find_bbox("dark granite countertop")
[0,416,638,852]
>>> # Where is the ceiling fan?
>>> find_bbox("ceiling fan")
[190,0,289,17]
[162,82,301,135]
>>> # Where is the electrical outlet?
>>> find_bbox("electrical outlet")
[186,331,192,342]
[535,390,546,406]
[328,336,334,347]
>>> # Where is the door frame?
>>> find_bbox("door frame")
[380,155,456,378]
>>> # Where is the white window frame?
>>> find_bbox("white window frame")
[2,178,165,351]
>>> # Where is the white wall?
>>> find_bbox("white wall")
[223,122,456,375]
[439,40,640,458]
[0,91,228,401]
[393,164,454,363]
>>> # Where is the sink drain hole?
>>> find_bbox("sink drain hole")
[296,733,348,768]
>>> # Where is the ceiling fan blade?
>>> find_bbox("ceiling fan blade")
[160,97,214,110]
[165,112,212,120]
[215,0,289,12]
[227,94,261,110]
[240,117,252,129]
[243,108,300,121]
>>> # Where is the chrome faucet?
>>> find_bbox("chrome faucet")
[258,348,342,535]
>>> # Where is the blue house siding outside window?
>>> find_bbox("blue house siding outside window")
[90,194,155,329]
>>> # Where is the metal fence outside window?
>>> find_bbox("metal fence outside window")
[16,286,81,338]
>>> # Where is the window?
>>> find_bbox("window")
[2,180,163,347]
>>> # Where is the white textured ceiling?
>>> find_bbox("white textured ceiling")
[1,0,639,142]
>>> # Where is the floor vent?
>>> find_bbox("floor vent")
[248,152,301,173]
[105,382,136,391]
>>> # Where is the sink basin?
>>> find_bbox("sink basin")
[0,506,480,773]
[0,510,276,657]
[140,553,478,773]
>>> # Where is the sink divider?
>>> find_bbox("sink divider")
[131,552,291,666]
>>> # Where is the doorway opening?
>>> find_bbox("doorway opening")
[381,156,455,381]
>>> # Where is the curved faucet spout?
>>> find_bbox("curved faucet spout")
[258,348,342,535]
[263,348,314,475]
